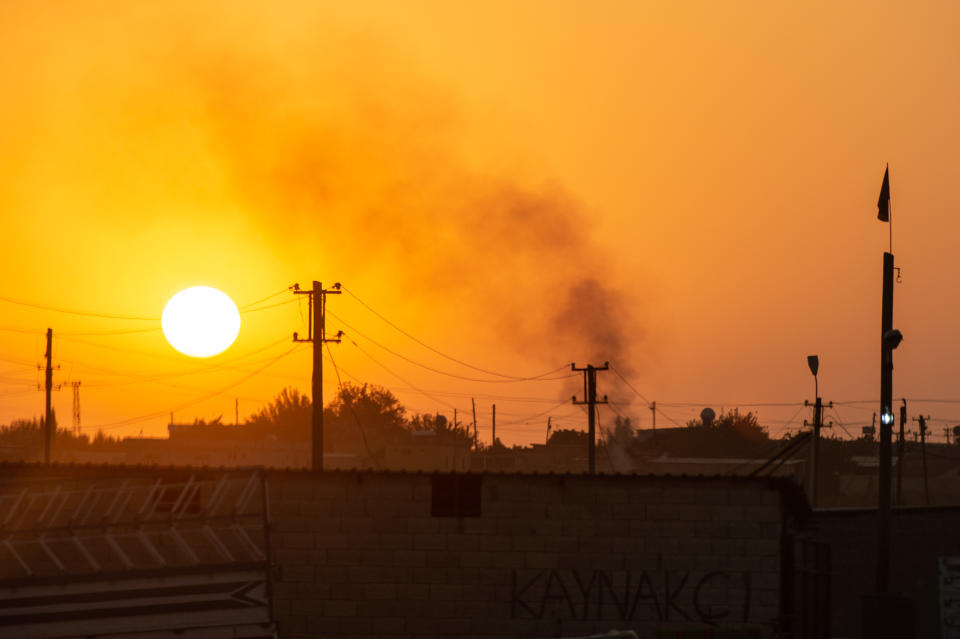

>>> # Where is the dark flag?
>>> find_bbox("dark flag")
[878,165,890,222]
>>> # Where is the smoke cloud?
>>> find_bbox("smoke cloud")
[2,3,648,416]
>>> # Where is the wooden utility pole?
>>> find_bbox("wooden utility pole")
[914,415,930,505]
[573,362,609,474]
[471,398,478,447]
[650,401,656,431]
[804,396,832,508]
[293,281,341,471]
[70,381,82,437]
[43,328,53,464]
[492,404,496,448]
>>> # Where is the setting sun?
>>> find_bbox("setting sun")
[161,287,241,358]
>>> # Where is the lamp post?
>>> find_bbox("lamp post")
[806,355,822,507]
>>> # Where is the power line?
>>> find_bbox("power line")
[608,365,652,403]
[329,309,571,384]
[240,298,298,314]
[344,338,462,412]
[0,296,158,321]
[86,344,304,431]
[325,342,379,468]
[826,406,856,440]
[342,286,567,381]
[58,334,293,369]
[240,288,290,309]
[658,401,804,408]
[495,399,573,428]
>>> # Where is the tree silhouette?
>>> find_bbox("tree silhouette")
[325,382,408,453]
[246,387,311,440]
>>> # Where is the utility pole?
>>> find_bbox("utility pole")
[803,397,832,508]
[914,415,930,505]
[70,381,82,437]
[471,398,478,448]
[650,401,656,431]
[897,400,907,505]
[491,403,496,449]
[43,328,53,464]
[877,249,902,594]
[572,362,609,474]
[804,356,831,508]
[293,281,342,472]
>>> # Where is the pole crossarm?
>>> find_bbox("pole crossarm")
[571,362,609,474]
[291,281,343,472]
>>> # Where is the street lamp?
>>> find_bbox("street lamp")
[807,355,819,395]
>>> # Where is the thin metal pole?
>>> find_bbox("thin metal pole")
[44,328,53,464]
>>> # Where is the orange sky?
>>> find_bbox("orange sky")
[1,1,959,444]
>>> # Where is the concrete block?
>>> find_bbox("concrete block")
[406,517,442,534]
[281,564,314,583]
[742,505,781,523]
[525,552,559,569]
[461,517,498,535]
[340,516,377,534]
[611,536,645,555]
[459,551,494,568]
[413,533,448,551]
[324,549,365,566]
[491,551,525,570]
[578,536,613,554]
[596,486,630,503]
[314,565,350,586]
[364,583,397,600]
[410,565,449,584]
[728,487,767,506]
[289,598,320,615]
[394,549,428,567]
[447,534,482,552]
[426,550,460,568]
[429,583,463,601]
[378,533,414,550]
[528,481,564,504]
[312,532,349,550]
[627,483,664,503]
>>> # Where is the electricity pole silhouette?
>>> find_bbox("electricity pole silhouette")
[293,281,341,471]
[572,362,608,474]
[913,414,930,505]
[43,328,53,464]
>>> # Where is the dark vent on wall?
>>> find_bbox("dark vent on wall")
[431,474,482,517]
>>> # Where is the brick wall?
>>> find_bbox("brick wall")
[811,505,960,639]
[267,471,787,638]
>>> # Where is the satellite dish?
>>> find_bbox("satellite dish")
[700,408,716,426]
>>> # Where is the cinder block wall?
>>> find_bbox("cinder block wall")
[267,471,784,638]
[812,506,960,639]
